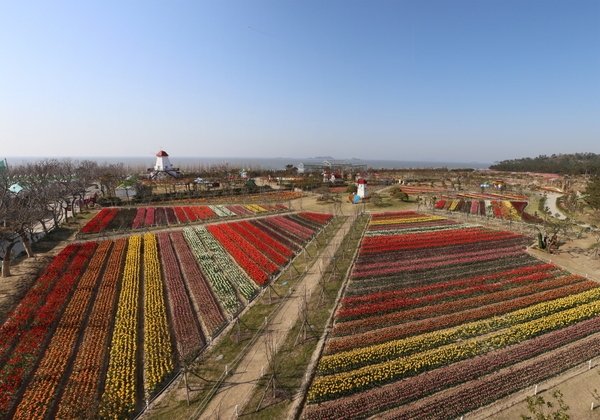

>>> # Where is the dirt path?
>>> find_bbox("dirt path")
[198,215,355,420]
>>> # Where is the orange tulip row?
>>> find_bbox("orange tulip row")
[13,241,112,420]
[56,238,128,419]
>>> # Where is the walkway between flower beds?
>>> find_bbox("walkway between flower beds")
[197,216,354,420]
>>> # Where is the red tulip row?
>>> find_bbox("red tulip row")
[13,241,112,420]
[211,223,279,274]
[191,205,217,220]
[370,211,419,221]
[207,224,269,285]
[145,206,155,226]
[181,206,197,221]
[352,246,527,282]
[170,231,226,334]
[173,206,188,223]
[79,207,118,233]
[367,218,458,231]
[157,232,205,359]
[298,212,333,224]
[360,227,520,254]
[336,267,563,322]
[0,243,79,361]
[55,237,127,420]
[0,242,97,417]
[353,236,527,273]
[306,315,600,420]
[346,253,536,297]
[230,222,287,265]
[342,263,555,309]
[331,274,590,346]
[354,233,529,269]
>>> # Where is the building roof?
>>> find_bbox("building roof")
[156,150,169,157]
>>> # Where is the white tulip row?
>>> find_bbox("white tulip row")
[182,228,240,315]
[194,226,258,301]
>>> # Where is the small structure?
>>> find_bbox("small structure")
[357,178,368,198]
[148,150,180,179]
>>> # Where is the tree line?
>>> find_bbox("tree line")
[0,158,130,277]
[489,153,600,175]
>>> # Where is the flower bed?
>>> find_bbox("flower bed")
[304,211,600,418]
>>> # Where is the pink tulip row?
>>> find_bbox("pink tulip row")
[170,230,226,334]
[157,232,205,359]
[307,315,600,420]
[252,219,302,251]
[385,332,600,420]
[270,215,314,239]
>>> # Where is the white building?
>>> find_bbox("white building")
[357,178,368,198]
[148,150,180,179]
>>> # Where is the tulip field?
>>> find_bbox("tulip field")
[434,196,542,223]
[0,211,332,419]
[79,203,289,234]
[303,211,600,420]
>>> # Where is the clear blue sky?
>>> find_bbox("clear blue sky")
[1,0,598,163]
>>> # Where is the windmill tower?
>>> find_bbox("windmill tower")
[149,150,180,179]
[357,178,368,198]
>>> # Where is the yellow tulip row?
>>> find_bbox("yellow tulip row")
[245,204,267,212]
[369,215,444,226]
[503,201,521,220]
[100,235,142,419]
[318,285,600,375]
[448,200,460,211]
[143,233,174,393]
[308,298,600,403]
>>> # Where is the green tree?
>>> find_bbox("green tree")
[583,177,600,210]
[521,390,570,420]
[393,191,409,201]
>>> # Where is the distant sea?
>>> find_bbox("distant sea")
[5,156,491,171]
